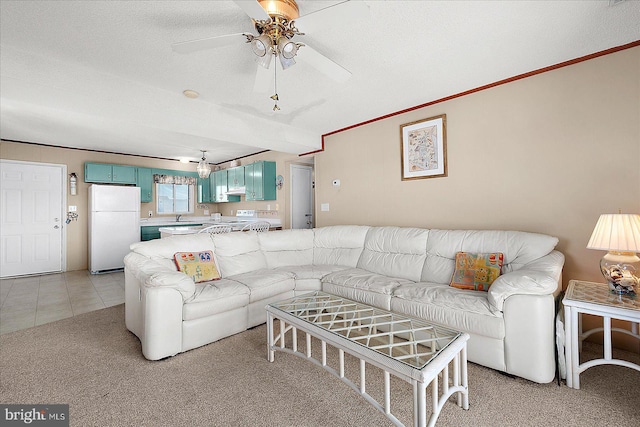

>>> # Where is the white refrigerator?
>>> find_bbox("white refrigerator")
[89,184,140,273]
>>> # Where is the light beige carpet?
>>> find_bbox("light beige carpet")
[1,304,638,426]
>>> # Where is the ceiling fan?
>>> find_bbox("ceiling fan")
[171,0,368,110]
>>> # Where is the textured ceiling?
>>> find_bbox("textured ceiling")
[1,0,639,164]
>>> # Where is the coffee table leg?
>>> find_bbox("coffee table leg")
[414,381,427,427]
[461,345,469,410]
[267,312,275,362]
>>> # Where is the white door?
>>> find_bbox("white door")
[290,164,314,229]
[1,160,65,277]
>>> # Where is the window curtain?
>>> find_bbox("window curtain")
[153,174,196,185]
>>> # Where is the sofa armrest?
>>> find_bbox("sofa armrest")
[124,252,196,301]
[487,250,564,312]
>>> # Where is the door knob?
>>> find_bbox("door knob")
[54,225,60,229]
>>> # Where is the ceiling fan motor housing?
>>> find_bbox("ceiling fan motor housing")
[257,0,299,20]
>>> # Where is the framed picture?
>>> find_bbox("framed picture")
[400,114,447,180]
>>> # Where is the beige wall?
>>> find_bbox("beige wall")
[0,142,305,271]
[315,46,640,352]
[316,46,639,291]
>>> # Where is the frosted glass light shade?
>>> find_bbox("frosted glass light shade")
[196,152,211,179]
[277,37,298,59]
[250,34,272,57]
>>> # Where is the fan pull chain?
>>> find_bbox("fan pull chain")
[271,58,280,111]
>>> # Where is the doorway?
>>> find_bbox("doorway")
[1,160,66,278]
[290,164,314,229]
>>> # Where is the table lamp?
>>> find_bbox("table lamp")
[587,213,640,295]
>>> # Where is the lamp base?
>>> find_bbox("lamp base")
[600,251,640,295]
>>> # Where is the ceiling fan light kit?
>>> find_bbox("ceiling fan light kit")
[241,0,306,110]
[171,0,354,112]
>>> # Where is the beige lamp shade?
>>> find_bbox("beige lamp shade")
[586,214,640,252]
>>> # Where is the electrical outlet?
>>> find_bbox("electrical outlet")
[204,209,209,215]
[68,205,77,212]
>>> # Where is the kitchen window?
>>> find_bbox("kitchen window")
[156,183,194,214]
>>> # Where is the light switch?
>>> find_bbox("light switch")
[321,203,330,212]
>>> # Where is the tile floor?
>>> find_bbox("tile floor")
[0,270,124,335]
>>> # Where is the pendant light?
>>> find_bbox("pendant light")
[197,150,211,178]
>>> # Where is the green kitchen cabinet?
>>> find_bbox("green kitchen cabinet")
[84,162,137,184]
[227,166,245,189]
[140,223,202,241]
[137,167,153,203]
[197,176,212,203]
[245,161,276,201]
[212,170,240,203]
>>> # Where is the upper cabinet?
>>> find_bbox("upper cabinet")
[137,167,153,203]
[245,161,276,201]
[197,176,212,204]
[227,166,245,189]
[85,163,137,184]
[211,170,240,203]
[83,161,277,204]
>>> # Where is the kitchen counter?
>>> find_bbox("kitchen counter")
[140,216,214,227]
[157,217,282,238]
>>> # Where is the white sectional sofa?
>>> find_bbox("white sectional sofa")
[124,225,564,383]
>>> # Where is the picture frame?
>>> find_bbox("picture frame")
[400,114,447,180]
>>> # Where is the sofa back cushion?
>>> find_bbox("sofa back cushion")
[211,231,267,277]
[313,225,369,267]
[259,229,314,268]
[129,233,215,271]
[357,227,429,282]
[421,230,559,284]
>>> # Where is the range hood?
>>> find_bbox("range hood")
[225,186,246,195]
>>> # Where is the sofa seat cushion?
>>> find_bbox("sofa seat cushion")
[322,268,415,310]
[228,269,295,303]
[391,283,504,339]
[275,264,351,280]
[274,265,352,292]
[183,279,250,321]
[323,268,415,295]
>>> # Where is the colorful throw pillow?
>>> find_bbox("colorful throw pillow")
[174,251,221,283]
[450,252,504,291]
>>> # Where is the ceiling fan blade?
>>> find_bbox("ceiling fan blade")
[253,62,272,93]
[172,33,247,54]
[299,45,351,83]
[233,0,270,21]
[295,1,370,34]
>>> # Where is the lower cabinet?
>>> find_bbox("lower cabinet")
[140,224,202,241]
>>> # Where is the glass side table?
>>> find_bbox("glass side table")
[563,280,640,389]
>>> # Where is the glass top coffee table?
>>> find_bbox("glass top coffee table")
[266,291,469,427]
